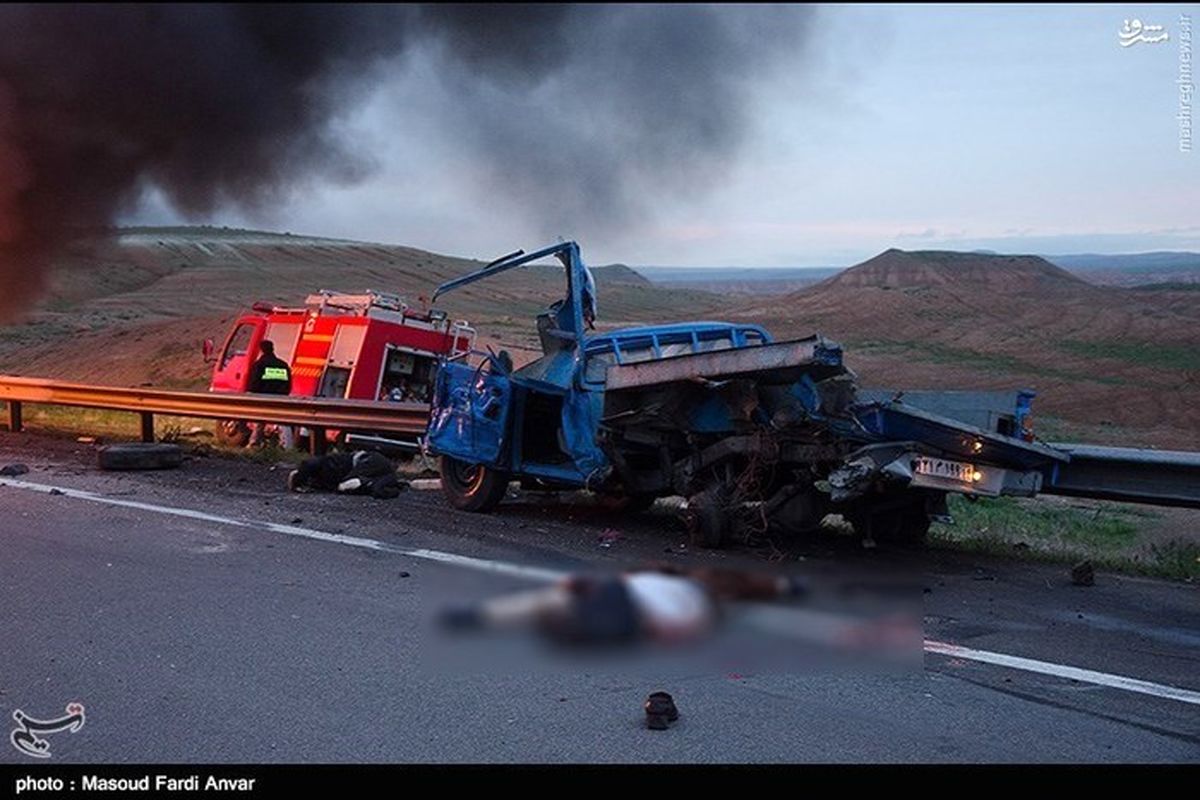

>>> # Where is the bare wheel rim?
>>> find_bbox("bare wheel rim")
[450,460,485,493]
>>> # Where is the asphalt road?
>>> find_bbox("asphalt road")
[1,433,1198,763]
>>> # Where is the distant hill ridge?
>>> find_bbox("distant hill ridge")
[818,248,1091,294]
[635,250,1200,292]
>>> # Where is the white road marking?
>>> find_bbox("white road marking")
[1,477,566,583]
[6,476,1200,706]
[924,639,1200,706]
[401,547,563,582]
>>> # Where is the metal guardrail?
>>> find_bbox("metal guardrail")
[3,376,1199,509]
[1041,443,1200,510]
[0,375,428,454]
[861,388,1200,510]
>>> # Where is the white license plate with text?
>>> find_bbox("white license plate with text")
[913,457,975,484]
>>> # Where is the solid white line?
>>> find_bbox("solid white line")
[7,476,1200,707]
[925,639,1200,706]
[0,477,566,583]
[401,548,564,582]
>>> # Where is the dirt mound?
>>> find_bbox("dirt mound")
[590,264,652,286]
[821,248,1090,295]
[731,248,1200,449]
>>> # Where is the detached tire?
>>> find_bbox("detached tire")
[439,455,510,512]
[98,443,183,471]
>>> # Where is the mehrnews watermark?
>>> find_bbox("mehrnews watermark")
[1118,16,1192,153]
[1179,14,1193,153]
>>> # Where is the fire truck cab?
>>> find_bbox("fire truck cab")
[208,289,474,449]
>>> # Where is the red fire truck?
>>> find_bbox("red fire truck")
[205,289,475,449]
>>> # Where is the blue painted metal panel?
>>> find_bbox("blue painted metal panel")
[852,400,1067,470]
[560,387,608,482]
[511,349,579,393]
[426,361,511,467]
[583,322,773,355]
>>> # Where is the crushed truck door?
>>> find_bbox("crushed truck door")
[427,359,513,467]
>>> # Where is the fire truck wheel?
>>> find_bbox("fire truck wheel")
[215,419,251,448]
[97,443,183,471]
[439,456,510,512]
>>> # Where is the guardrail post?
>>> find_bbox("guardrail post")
[310,427,327,456]
[140,412,155,443]
[7,401,22,433]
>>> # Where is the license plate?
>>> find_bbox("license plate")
[913,457,976,484]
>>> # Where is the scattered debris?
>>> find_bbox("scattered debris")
[179,427,211,438]
[0,463,29,477]
[644,691,679,731]
[1070,560,1095,587]
[597,528,623,549]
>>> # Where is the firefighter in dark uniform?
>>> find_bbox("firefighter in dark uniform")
[246,339,294,448]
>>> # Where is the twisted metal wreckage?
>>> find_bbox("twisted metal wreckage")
[425,242,1071,547]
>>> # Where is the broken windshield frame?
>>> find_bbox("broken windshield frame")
[432,241,597,344]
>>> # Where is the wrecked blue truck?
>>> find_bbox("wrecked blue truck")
[425,242,1068,547]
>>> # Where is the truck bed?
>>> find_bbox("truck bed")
[604,336,844,391]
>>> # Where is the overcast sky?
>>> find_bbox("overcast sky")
[127,4,1199,268]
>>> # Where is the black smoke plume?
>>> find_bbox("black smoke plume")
[0,4,810,319]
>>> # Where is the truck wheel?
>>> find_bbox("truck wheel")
[440,456,510,512]
[686,487,730,549]
[98,443,183,471]
[215,419,250,448]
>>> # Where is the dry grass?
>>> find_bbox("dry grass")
[930,494,1200,581]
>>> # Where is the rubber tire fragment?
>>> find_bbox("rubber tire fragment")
[97,443,184,471]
